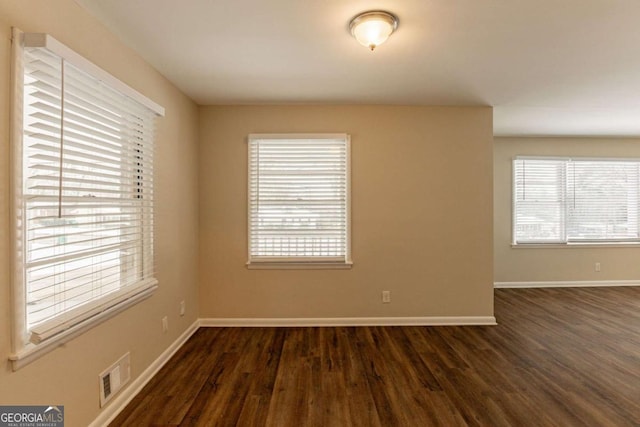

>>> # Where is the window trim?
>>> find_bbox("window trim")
[9,28,163,369]
[246,133,352,269]
[512,155,640,247]
[246,261,354,270]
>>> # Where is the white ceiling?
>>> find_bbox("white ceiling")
[75,0,640,136]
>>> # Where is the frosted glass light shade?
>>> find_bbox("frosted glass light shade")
[350,11,399,51]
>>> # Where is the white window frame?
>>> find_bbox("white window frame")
[9,29,164,369]
[247,133,352,269]
[512,155,640,247]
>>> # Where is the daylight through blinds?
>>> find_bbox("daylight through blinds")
[514,157,640,244]
[248,136,349,262]
[22,45,157,335]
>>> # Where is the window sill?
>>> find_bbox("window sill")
[246,261,353,270]
[512,242,640,249]
[9,282,157,371]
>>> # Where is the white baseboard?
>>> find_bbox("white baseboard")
[89,320,200,427]
[199,316,497,327]
[494,280,640,289]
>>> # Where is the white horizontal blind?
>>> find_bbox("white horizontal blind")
[248,135,350,262]
[514,158,566,243]
[514,157,640,244]
[21,44,157,339]
[567,160,639,241]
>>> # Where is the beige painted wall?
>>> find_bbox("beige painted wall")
[494,137,640,283]
[199,105,494,319]
[0,1,199,425]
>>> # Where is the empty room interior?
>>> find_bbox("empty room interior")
[1,0,639,426]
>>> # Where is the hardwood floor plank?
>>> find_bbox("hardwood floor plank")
[181,329,259,426]
[111,287,640,427]
[264,328,313,427]
[236,328,285,426]
[338,328,382,427]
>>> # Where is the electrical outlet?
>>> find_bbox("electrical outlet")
[595,262,601,272]
[180,300,185,317]
[382,291,391,303]
[162,316,169,333]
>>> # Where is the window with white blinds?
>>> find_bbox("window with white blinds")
[513,157,640,244]
[248,134,351,266]
[513,158,567,243]
[12,31,163,354]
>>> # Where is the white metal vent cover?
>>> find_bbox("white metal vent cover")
[99,352,131,407]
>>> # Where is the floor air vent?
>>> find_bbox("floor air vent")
[99,352,131,407]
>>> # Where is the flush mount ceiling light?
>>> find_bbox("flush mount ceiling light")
[349,11,399,51]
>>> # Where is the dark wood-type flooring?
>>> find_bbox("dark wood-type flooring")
[111,287,640,426]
